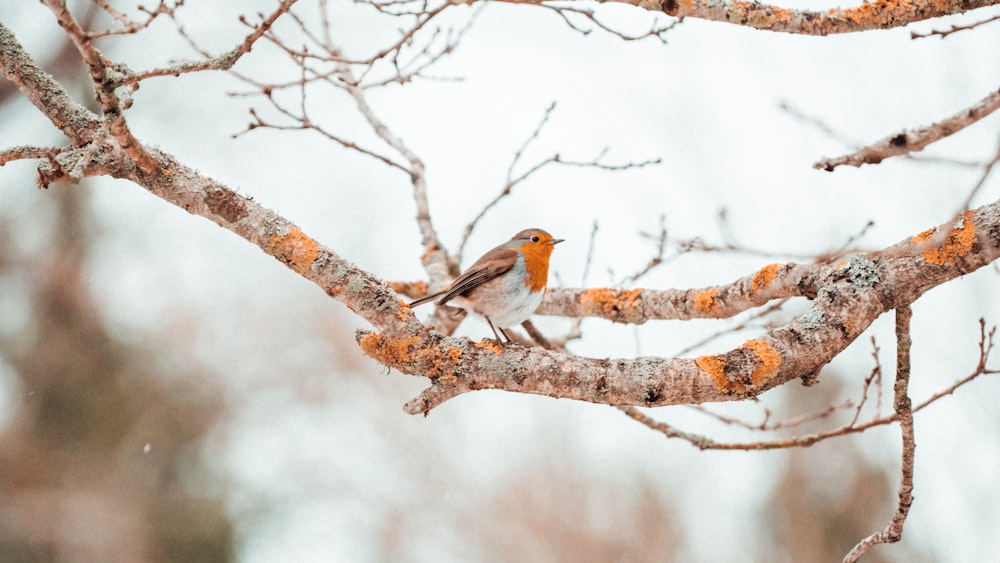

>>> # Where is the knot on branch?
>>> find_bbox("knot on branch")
[36,144,114,188]
[843,254,881,289]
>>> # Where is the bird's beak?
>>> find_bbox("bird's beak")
[551,238,565,245]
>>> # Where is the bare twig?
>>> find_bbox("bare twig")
[815,86,1000,171]
[621,317,996,451]
[672,299,789,356]
[910,13,1000,38]
[688,399,853,433]
[457,102,660,262]
[843,305,915,562]
[781,100,982,168]
[958,137,1000,212]
[87,0,181,39]
[580,221,599,287]
[457,101,558,262]
[536,2,682,42]
[848,336,884,427]
[111,0,298,87]
[678,208,874,263]
[619,215,670,286]
[0,145,62,167]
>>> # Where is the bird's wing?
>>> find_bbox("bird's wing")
[432,247,519,306]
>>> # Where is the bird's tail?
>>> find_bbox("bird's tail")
[409,290,445,308]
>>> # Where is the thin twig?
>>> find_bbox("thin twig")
[111,0,298,87]
[535,3,682,42]
[623,318,996,451]
[619,214,670,286]
[848,336,883,427]
[910,13,1000,39]
[457,103,660,262]
[679,209,874,262]
[688,399,853,432]
[457,101,557,262]
[87,0,180,39]
[843,305,915,562]
[957,136,1000,212]
[815,86,1000,171]
[673,299,789,356]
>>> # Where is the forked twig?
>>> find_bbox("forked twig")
[622,317,997,452]
[457,103,660,262]
[843,305,915,562]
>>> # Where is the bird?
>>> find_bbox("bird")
[410,228,564,343]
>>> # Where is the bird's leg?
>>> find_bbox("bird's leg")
[485,317,510,343]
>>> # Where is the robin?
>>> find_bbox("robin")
[410,228,564,343]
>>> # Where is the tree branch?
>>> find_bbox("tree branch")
[0,23,101,142]
[618,315,997,453]
[526,0,1000,35]
[110,0,298,87]
[4,8,1000,420]
[843,305,915,562]
[815,86,1000,171]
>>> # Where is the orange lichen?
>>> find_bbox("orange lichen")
[357,332,464,381]
[695,355,728,392]
[580,288,644,323]
[911,210,976,265]
[751,263,779,291]
[693,288,720,312]
[841,318,859,338]
[695,339,782,393]
[388,280,428,299]
[742,339,782,387]
[397,300,412,322]
[474,340,503,356]
[358,333,420,364]
[266,227,319,274]
[729,0,793,28]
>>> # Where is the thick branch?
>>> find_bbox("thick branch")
[539,262,817,322]
[379,209,1000,413]
[570,0,1000,35]
[40,0,158,173]
[0,23,101,142]
[5,13,1000,418]
[0,16,416,338]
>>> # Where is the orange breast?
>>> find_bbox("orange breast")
[517,244,554,292]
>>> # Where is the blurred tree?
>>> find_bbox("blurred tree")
[0,180,233,560]
[0,6,234,557]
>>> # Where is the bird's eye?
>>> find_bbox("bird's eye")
[531,236,540,243]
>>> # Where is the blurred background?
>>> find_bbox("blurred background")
[1,1,999,561]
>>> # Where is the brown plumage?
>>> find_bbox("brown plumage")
[411,228,563,342]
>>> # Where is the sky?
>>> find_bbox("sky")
[2,0,1000,561]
